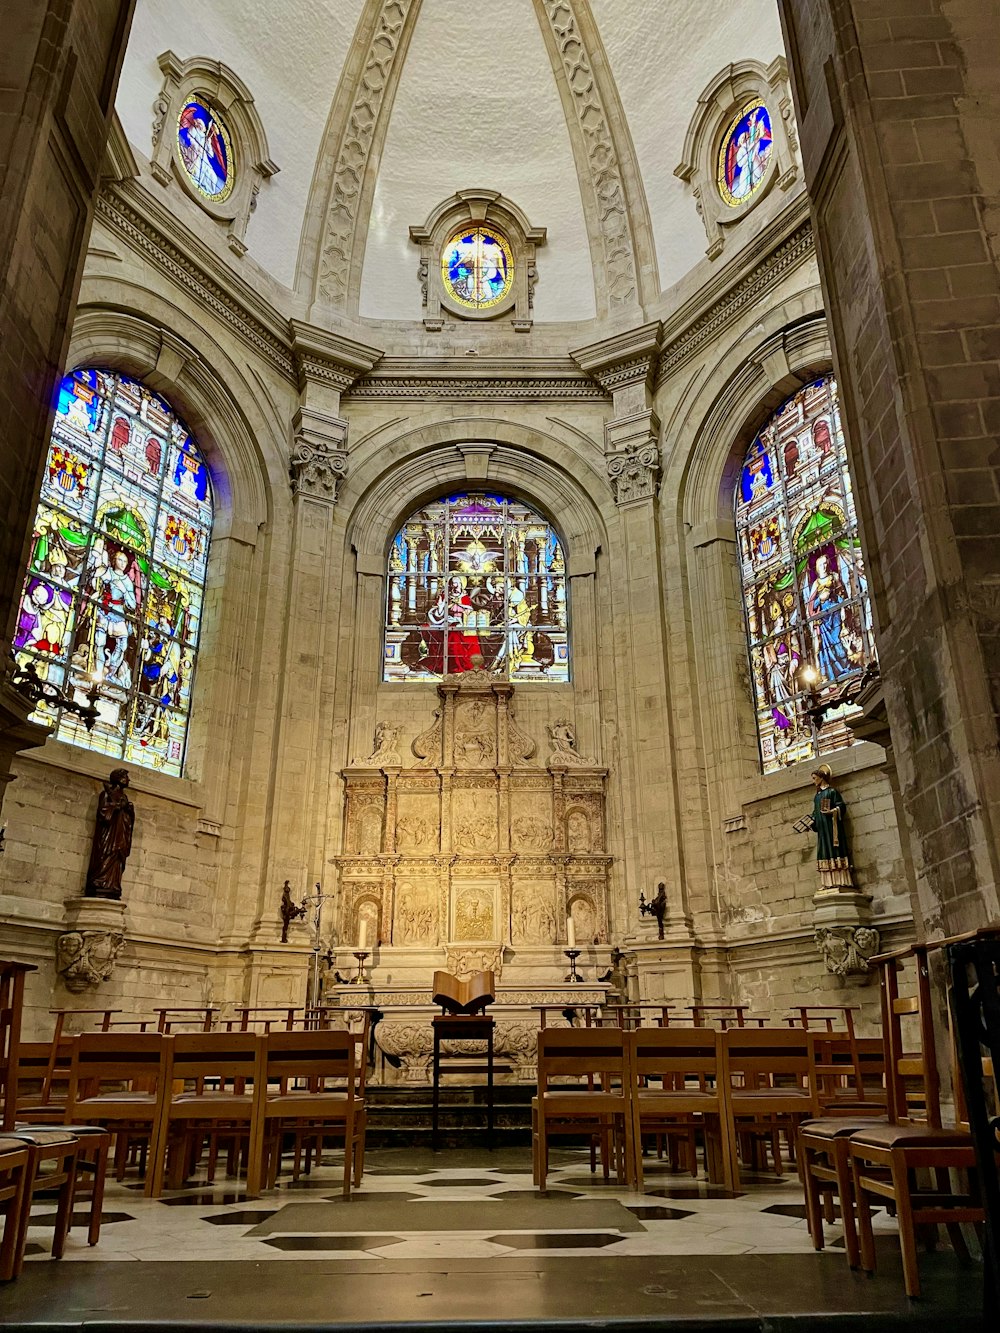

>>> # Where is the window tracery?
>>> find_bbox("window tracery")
[735,376,877,774]
[15,369,213,776]
[383,492,568,683]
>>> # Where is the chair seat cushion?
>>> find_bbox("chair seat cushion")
[77,1092,156,1105]
[850,1123,972,1150]
[4,1129,78,1147]
[800,1116,887,1140]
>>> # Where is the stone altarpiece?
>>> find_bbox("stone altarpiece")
[331,668,611,1080]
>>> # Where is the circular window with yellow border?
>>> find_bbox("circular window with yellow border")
[717,100,773,208]
[441,226,514,310]
[177,100,235,203]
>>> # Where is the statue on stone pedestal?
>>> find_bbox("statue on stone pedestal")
[799,764,855,892]
[84,768,134,900]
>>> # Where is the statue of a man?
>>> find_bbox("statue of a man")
[804,763,855,892]
[84,768,134,900]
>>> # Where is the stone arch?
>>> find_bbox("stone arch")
[68,302,275,537]
[342,417,611,570]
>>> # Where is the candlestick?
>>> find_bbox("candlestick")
[564,948,583,984]
[351,950,370,985]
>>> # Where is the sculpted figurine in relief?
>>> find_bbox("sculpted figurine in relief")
[397,815,435,851]
[511,816,551,851]
[395,882,436,945]
[358,721,402,767]
[547,719,592,767]
[455,887,493,940]
[566,809,592,853]
[512,887,556,943]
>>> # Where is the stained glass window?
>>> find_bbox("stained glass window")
[383,493,568,682]
[735,376,877,774]
[177,99,233,202]
[441,227,514,310]
[718,100,773,207]
[15,368,213,777]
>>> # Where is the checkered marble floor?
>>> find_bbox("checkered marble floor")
[24,1146,903,1264]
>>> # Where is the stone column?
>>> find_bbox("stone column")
[778,0,1000,934]
[0,2,136,801]
[249,325,380,947]
[572,325,696,993]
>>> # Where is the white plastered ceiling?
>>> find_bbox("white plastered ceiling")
[115,0,369,289]
[358,0,596,322]
[590,0,787,290]
[115,0,789,316]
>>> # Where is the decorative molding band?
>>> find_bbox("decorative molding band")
[96,184,296,383]
[347,359,609,402]
[315,0,421,308]
[534,0,641,314]
[657,220,815,385]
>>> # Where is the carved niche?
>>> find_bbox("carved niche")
[337,669,610,958]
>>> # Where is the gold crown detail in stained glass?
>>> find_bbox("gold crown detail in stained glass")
[441,226,514,310]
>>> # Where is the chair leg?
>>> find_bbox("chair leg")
[834,1140,861,1270]
[0,1159,29,1282]
[50,1151,78,1260]
[801,1146,825,1252]
[851,1151,877,1276]
[85,1140,110,1246]
[890,1151,921,1299]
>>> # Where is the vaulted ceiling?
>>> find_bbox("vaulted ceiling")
[115,0,786,323]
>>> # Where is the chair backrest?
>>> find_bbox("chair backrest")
[165,1031,262,1083]
[630,1025,722,1090]
[0,961,36,1131]
[536,1026,626,1089]
[876,943,941,1126]
[721,1027,813,1087]
[811,1034,886,1106]
[262,1030,355,1096]
[14,1039,75,1107]
[67,1031,168,1109]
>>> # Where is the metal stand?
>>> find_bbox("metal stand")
[350,950,370,985]
[564,948,583,983]
[298,882,337,1010]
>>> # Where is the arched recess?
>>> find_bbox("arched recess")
[335,416,613,773]
[68,305,273,537]
[675,310,848,811]
[62,304,276,813]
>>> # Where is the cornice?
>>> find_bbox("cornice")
[96,180,297,383]
[657,201,816,386]
[290,319,383,393]
[346,357,610,402]
[570,320,663,393]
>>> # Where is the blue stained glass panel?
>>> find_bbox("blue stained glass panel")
[177,100,233,202]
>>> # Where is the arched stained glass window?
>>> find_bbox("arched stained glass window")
[14,368,213,776]
[383,492,568,682]
[735,376,877,774]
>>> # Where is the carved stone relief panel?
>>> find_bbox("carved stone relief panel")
[395,792,439,853]
[510,783,553,854]
[452,882,497,941]
[452,785,498,854]
[454,697,497,768]
[511,882,557,945]
[567,892,598,946]
[394,879,439,945]
[565,807,593,853]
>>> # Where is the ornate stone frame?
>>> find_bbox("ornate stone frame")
[409,190,546,332]
[150,51,278,257]
[674,58,799,262]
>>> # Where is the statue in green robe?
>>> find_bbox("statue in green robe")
[805,764,855,892]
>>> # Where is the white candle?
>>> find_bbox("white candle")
[358,919,368,952]
[566,915,576,949]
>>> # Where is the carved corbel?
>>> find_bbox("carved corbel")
[815,925,880,978]
[56,930,125,993]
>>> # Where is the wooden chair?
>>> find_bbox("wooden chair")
[719,1027,816,1183]
[258,1030,360,1199]
[848,942,986,1297]
[0,1138,30,1281]
[149,1033,265,1197]
[13,1039,76,1125]
[532,1027,636,1192]
[1,962,37,1132]
[64,1032,170,1195]
[628,1026,735,1191]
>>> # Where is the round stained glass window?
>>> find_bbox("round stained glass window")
[441,226,514,310]
[717,100,773,207]
[177,100,234,202]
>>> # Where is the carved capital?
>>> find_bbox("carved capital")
[290,407,348,504]
[607,441,661,505]
[815,925,880,978]
[56,930,125,993]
